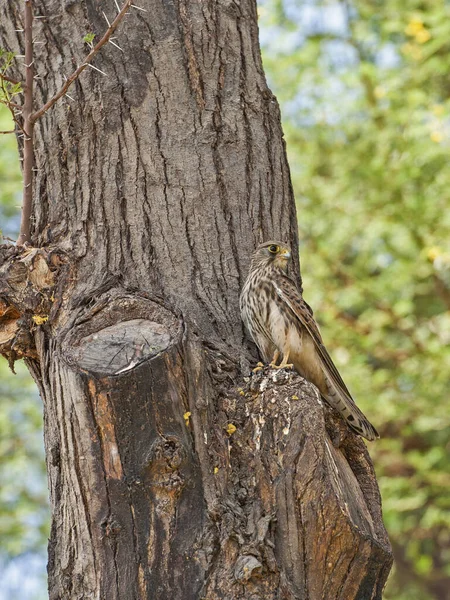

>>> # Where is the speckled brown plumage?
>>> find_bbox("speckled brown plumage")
[240,240,379,441]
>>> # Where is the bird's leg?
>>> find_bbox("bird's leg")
[269,349,280,368]
[253,349,281,373]
[273,346,293,370]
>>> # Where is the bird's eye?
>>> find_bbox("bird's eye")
[268,245,279,254]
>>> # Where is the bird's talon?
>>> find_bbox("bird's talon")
[252,365,264,373]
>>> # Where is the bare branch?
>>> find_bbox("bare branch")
[17,0,34,247]
[30,0,132,123]
[1,99,22,110]
[0,75,23,136]
[0,72,21,86]
[11,112,27,136]
[0,130,16,134]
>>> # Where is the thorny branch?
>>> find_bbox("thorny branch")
[3,0,134,246]
[30,0,133,122]
[0,54,23,137]
[0,72,19,85]
[17,0,34,247]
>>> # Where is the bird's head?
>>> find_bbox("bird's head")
[251,241,291,272]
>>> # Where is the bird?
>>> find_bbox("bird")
[240,240,379,441]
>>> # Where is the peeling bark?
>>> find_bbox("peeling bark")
[0,0,392,598]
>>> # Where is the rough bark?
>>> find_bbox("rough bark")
[0,1,392,599]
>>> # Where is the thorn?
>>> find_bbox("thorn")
[15,29,24,32]
[16,54,25,58]
[114,0,121,13]
[87,63,108,76]
[34,15,47,19]
[65,93,75,101]
[102,11,111,27]
[109,39,124,52]
[131,4,147,11]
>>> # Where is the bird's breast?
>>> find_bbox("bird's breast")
[268,299,303,352]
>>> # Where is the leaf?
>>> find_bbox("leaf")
[83,33,95,44]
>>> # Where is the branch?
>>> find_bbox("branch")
[0,74,20,128]
[17,0,34,247]
[0,129,16,134]
[0,72,20,85]
[30,0,132,123]
[2,99,22,110]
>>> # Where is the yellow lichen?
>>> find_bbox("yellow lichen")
[225,423,237,435]
[32,315,48,325]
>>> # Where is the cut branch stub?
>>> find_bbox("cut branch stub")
[62,293,182,375]
[68,318,173,375]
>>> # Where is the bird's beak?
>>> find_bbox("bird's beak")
[279,250,291,260]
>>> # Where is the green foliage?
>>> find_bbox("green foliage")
[0,362,48,556]
[0,48,22,106]
[259,1,450,598]
[0,106,22,237]
[83,32,96,45]
[0,103,49,591]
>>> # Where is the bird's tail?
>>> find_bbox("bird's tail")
[322,390,379,441]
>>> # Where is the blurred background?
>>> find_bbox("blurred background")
[0,0,449,598]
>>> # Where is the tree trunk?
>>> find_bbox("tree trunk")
[0,1,392,599]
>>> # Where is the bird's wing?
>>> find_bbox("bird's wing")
[272,273,354,400]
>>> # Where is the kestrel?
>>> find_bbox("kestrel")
[240,240,379,441]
